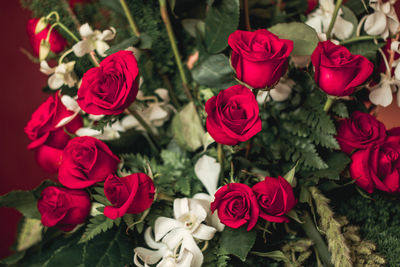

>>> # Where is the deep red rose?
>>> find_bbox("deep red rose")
[58,136,120,189]
[205,85,262,145]
[350,130,400,193]
[211,183,259,231]
[228,29,293,89]
[37,186,91,231]
[77,50,139,115]
[26,18,67,56]
[311,41,374,96]
[306,0,318,14]
[104,173,155,220]
[252,176,296,223]
[24,93,83,173]
[336,111,386,154]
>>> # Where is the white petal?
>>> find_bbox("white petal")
[154,217,182,241]
[181,235,203,267]
[76,127,102,137]
[48,74,64,89]
[144,227,164,250]
[121,115,140,129]
[256,90,269,105]
[148,105,169,121]
[95,40,110,57]
[369,82,393,107]
[189,200,207,223]
[395,64,400,80]
[270,82,292,101]
[332,12,354,40]
[174,198,190,219]
[39,61,54,75]
[73,40,94,57]
[99,27,116,41]
[134,247,165,266]
[79,23,94,38]
[155,88,170,103]
[162,228,185,250]
[55,115,75,128]
[176,250,194,267]
[364,11,387,36]
[192,224,216,241]
[306,16,323,33]
[194,155,220,196]
[397,88,400,107]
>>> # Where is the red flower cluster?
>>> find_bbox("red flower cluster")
[336,112,400,193]
[211,176,296,231]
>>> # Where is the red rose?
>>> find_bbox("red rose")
[26,18,67,56]
[104,173,155,219]
[228,29,293,89]
[77,50,139,115]
[205,85,262,145]
[252,176,296,223]
[37,186,91,231]
[211,183,259,231]
[24,93,83,173]
[58,136,120,189]
[311,41,373,96]
[336,111,386,154]
[350,130,400,193]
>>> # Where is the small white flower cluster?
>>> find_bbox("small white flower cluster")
[134,155,224,267]
[364,0,399,39]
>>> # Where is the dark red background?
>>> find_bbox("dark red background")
[1,0,400,260]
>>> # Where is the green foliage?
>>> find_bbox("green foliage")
[204,0,239,54]
[345,40,385,61]
[220,227,257,261]
[203,240,230,267]
[332,101,349,118]
[79,215,121,243]
[90,115,119,133]
[104,36,139,55]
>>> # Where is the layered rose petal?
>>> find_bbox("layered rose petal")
[77,51,139,115]
[35,145,64,173]
[104,173,155,219]
[58,136,120,189]
[38,186,91,231]
[311,41,374,96]
[228,29,293,89]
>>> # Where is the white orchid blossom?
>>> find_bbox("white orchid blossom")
[364,0,399,39]
[76,121,125,140]
[40,61,78,90]
[257,78,295,104]
[73,23,116,57]
[134,198,217,267]
[193,155,224,232]
[306,0,354,40]
[369,73,400,107]
[55,95,81,128]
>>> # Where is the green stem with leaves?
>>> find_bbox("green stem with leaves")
[326,0,343,39]
[119,0,141,37]
[159,0,193,101]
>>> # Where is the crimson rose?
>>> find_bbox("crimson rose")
[311,41,373,96]
[37,186,91,231]
[228,29,293,89]
[24,93,83,173]
[350,128,400,193]
[205,85,262,145]
[211,183,259,231]
[336,111,386,154]
[77,50,139,115]
[252,176,296,223]
[104,173,155,219]
[58,136,120,189]
[26,18,67,56]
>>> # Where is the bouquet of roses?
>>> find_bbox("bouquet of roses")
[2,0,400,266]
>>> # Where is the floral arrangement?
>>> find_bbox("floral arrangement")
[2,0,400,266]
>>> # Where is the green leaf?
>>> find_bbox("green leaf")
[346,40,385,60]
[192,53,235,89]
[268,22,319,56]
[104,36,139,55]
[332,102,349,118]
[283,162,298,186]
[204,0,240,54]
[79,215,121,243]
[0,180,54,219]
[303,151,351,180]
[16,217,43,251]
[171,102,206,152]
[220,227,257,261]
[251,250,291,263]
[286,210,303,224]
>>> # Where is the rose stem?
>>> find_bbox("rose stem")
[127,105,161,148]
[159,0,194,102]
[301,211,333,267]
[323,97,335,113]
[242,0,251,31]
[325,0,343,40]
[217,143,225,179]
[119,0,141,37]
[339,35,380,45]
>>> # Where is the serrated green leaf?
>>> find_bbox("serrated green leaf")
[92,194,111,206]
[204,0,239,53]
[220,227,257,261]
[79,215,120,243]
[332,102,349,118]
[268,22,319,56]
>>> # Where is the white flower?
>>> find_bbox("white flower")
[73,23,116,57]
[55,95,81,128]
[369,73,400,107]
[306,0,354,40]
[40,61,78,90]
[257,78,295,104]
[364,0,399,39]
[76,121,125,140]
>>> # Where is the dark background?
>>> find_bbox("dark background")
[0,0,400,259]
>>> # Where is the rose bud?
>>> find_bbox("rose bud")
[350,129,400,194]
[311,41,374,96]
[205,85,262,146]
[58,136,120,189]
[228,29,293,89]
[77,50,139,115]
[24,93,83,173]
[211,183,259,231]
[26,18,67,57]
[252,176,296,223]
[336,111,386,154]
[38,186,91,231]
[104,173,155,220]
